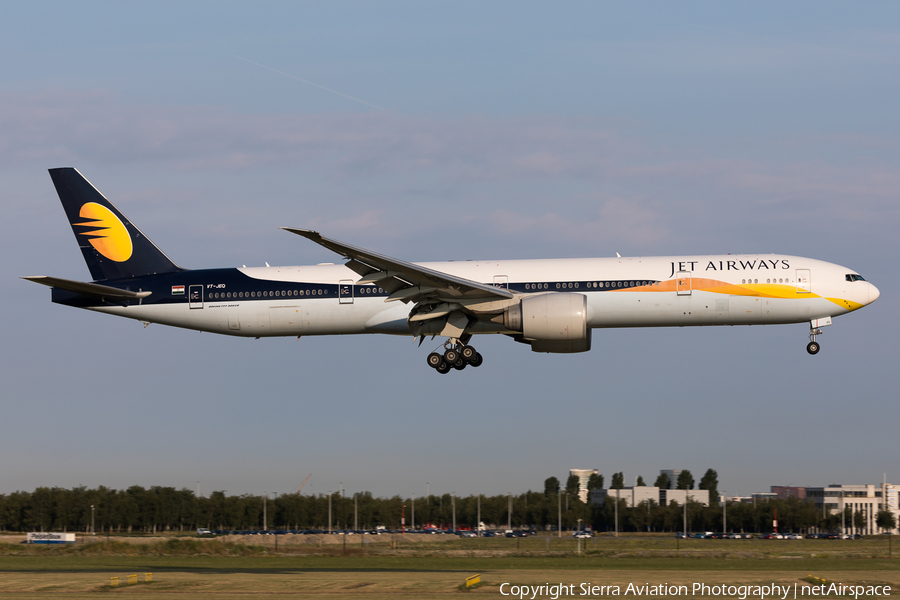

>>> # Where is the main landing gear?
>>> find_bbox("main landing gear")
[426,340,483,374]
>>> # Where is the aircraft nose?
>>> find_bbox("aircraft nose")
[869,282,880,304]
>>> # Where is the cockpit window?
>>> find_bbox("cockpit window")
[845,274,867,282]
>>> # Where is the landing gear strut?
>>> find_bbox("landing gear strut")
[426,339,483,374]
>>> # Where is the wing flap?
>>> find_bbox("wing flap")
[280,228,514,303]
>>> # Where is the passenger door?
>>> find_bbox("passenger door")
[338,280,354,304]
[189,285,203,309]
[676,271,692,296]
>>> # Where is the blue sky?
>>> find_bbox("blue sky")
[2,2,897,500]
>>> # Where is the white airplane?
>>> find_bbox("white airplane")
[25,168,880,373]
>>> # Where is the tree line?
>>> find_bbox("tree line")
[0,473,894,534]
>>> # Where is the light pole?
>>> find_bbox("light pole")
[508,493,512,531]
[477,492,481,534]
[722,490,727,535]
[328,492,332,533]
[615,488,619,538]
[90,504,95,537]
[263,491,267,531]
[577,518,583,554]
[558,490,562,538]
[411,494,415,531]
[354,493,358,531]
[452,493,456,532]
[841,491,846,536]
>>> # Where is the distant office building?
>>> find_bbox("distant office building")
[660,470,682,489]
[771,486,806,499]
[569,469,598,503]
[590,486,709,508]
[751,492,777,502]
[805,483,900,535]
[660,488,709,507]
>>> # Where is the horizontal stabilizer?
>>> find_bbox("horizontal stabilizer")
[22,276,151,299]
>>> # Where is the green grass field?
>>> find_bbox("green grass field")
[0,535,896,598]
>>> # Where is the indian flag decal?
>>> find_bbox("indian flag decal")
[172,285,185,295]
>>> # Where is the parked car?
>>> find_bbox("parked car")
[574,531,592,539]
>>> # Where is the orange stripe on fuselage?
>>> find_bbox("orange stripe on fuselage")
[617,278,819,300]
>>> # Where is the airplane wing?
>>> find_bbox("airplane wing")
[281,228,514,305]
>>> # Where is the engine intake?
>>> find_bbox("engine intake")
[504,293,590,352]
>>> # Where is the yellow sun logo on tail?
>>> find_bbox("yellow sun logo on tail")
[75,203,133,262]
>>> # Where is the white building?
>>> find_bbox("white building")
[805,483,900,535]
[569,469,598,503]
[590,486,709,508]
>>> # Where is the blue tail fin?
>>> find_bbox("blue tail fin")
[49,168,184,281]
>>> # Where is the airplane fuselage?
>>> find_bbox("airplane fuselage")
[54,253,876,339]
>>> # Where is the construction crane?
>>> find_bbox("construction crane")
[295,474,312,494]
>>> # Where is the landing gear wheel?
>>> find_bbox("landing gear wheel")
[469,352,484,368]
[452,358,467,370]
[444,348,459,364]
[806,341,820,355]
[435,361,451,374]
[460,345,477,362]
[426,352,443,368]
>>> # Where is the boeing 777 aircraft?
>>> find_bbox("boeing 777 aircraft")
[25,168,879,374]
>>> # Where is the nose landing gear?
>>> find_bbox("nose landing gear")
[426,339,483,374]
[807,327,822,355]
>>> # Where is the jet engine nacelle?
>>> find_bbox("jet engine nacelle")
[504,292,591,353]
